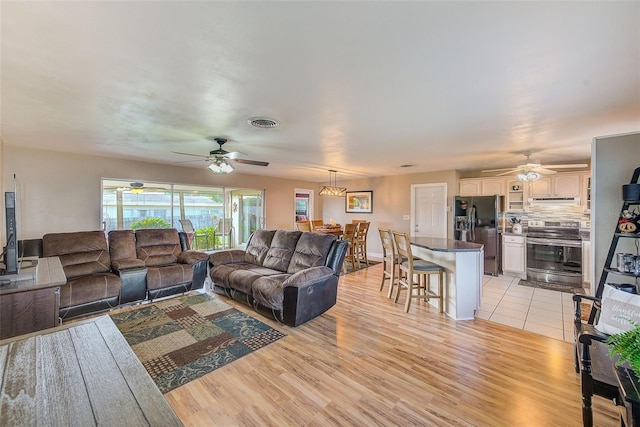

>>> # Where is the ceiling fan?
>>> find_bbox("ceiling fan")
[482,152,588,181]
[107,182,168,194]
[171,138,269,173]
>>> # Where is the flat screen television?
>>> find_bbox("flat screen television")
[3,191,18,274]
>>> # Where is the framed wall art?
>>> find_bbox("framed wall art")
[345,191,373,214]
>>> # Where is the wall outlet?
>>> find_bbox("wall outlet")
[402,215,410,220]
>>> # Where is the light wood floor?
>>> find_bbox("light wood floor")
[164,265,619,426]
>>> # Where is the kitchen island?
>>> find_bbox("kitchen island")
[410,237,484,320]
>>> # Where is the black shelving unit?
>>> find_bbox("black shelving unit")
[593,167,640,320]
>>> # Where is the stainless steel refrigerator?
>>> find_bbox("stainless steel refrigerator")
[454,195,504,276]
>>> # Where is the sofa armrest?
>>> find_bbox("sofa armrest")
[282,266,334,288]
[282,266,338,327]
[112,258,146,271]
[325,240,348,275]
[178,250,209,265]
[209,250,247,266]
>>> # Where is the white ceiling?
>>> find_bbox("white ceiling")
[2,1,639,182]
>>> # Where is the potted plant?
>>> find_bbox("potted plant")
[606,321,640,375]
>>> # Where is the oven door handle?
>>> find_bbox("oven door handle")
[526,237,582,248]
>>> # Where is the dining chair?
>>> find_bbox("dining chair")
[378,228,398,298]
[296,220,312,232]
[341,223,358,273]
[392,231,444,313]
[311,219,324,230]
[353,221,370,268]
[179,219,209,250]
[351,219,366,224]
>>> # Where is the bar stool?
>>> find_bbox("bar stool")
[378,228,398,298]
[392,231,444,313]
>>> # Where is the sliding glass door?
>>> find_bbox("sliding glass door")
[101,179,264,250]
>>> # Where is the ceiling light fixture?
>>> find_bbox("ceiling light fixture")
[208,158,234,174]
[516,171,541,182]
[319,169,347,196]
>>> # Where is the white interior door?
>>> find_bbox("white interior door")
[411,183,447,238]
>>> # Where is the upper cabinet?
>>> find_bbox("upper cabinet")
[529,174,582,198]
[459,178,506,196]
[459,172,590,210]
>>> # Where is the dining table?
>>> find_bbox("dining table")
[314,224,343,236]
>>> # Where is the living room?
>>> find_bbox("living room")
[2,2,640,426]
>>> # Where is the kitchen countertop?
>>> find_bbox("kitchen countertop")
[410,237,483,252]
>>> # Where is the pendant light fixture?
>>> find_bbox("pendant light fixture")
[319,169,347,196]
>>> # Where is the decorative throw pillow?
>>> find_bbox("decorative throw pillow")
[594,284,640,335]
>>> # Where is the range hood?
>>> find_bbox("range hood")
[528,197,581,206]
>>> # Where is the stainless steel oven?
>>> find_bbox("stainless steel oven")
[526,221,582,285]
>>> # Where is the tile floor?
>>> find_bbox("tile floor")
[476,274,586,342]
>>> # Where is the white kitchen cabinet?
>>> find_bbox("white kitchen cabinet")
[553,174,581,197]
[459,179,481,196]
[502,234,526,279]
[529,173,582,198]
[582,240,591,285]
[459,178,505,196]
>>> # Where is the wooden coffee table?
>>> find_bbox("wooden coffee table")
[0,315,182,426]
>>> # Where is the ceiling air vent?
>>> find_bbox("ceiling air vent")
[247,117,279,128]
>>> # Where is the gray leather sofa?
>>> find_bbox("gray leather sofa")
[40,228,208,320]
[209,229,348,326]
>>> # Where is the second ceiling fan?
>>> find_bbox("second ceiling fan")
[482,152,587,180]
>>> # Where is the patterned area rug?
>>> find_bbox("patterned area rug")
[517,279,585,294]
[110,293,286,393]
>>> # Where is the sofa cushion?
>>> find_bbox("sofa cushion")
[229,268,289,295]
[287,232,336,274]
[244,229,276,265]
[262,230,302,272]
[135,229,182,267]
[108,229,146,270]
[146,264,193,291]
[59,272,121,309]
[43,231,111,279]
[252,274,292,310]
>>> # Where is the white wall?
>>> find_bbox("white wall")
[592,131,640,294]
[3,146,318,239]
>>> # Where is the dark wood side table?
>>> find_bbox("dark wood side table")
[0,257,66,340]
[615,365,640,427]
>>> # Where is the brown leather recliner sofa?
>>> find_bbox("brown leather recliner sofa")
[41,228,208,320]
[209,229,348,326]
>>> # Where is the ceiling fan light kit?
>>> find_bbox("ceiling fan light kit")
[208,158,234,174]
[515,171,541,182]
[319,170,347,197]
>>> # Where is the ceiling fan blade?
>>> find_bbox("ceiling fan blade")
[532,167,558,174]
[171,151,209,158]
[495,170,519,176]
[224,151,248,160]
[174,158,210,164]
[481,167,517,173]
[540,163,588,169]
[235,159,269,167]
